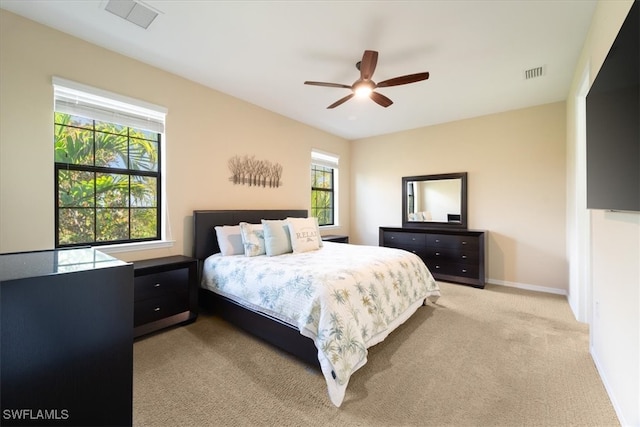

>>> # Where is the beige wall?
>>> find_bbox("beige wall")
[350,102,567,292]
[565,1,639,425]
[2,6,636,424]
[0,10,350,260]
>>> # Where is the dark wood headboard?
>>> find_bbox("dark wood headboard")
[192,209,308,260]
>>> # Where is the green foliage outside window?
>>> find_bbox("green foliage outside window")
[54,112,160,246]
[311,164,334,226]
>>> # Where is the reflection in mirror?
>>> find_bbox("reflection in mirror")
[407,179,462,223]
[402,172,467,229]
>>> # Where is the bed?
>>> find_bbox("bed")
[193,209,440,406]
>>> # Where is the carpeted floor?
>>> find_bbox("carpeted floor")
[133,282,619,426]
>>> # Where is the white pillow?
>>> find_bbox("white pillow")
[214,225,244,256]
[262,219,293,256]
[239,222,265,257]
[286,217,321,253]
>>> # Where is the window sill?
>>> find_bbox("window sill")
[95,240,175,255]
[319,225,340,231]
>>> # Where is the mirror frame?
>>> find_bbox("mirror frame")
[402,172,468,229]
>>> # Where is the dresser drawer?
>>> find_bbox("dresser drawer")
[426,246,479,264]
[428,234,479,249]
[382,231,427,258]
[383,231,427,247]
[426,261,479,279]
[134,295,189,326]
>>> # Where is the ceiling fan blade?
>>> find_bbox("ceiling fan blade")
[304,81,352,89]
[370,91,393,108]
[327,93,355,109]
[376,72,430,88]
[360,50,378,80]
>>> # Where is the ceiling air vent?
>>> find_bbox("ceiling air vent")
[105,0,159,29]
[524,66,546,80]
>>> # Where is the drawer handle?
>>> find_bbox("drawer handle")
[154,307,161,312]
[390,236,395,239]
[435,239,440,243]
[435,252,440,256]
[462,241,468,245]
[462,269,467,273]
[154,283,161,288]
[462,255,467,259]
[435,265,441,269]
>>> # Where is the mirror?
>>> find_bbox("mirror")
[402,172,467,229]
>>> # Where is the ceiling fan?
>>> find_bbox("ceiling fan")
[304,50,429,109]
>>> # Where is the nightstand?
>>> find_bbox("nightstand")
[133,255,198,338]
[322,234,349,243]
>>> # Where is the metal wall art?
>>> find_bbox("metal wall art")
[228,155,283,188]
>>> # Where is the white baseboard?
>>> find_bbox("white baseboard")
[590,346,628,426]
[486,278,567,296]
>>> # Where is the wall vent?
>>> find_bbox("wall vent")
[105,0,159,29]
[524,66,546,80]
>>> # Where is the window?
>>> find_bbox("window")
[311,150,338,226]
[53,78,167,248]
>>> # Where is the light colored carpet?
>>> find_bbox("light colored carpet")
[133,282,619,426]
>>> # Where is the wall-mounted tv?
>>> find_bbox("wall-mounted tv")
[586,0,639,212]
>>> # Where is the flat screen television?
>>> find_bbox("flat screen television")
[586,0,639,212]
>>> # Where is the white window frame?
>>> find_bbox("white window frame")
[52,77,173,253]
[311,149,339,228]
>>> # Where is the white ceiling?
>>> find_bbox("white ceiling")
[1,0,597,140]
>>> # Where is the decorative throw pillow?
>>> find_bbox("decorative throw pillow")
[286,217,321,253]
[262,219,293,256]
[239,222,265,257]
[214,225,244,256]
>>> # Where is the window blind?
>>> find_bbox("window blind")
[52,77,167,133]
[311,149,339,168]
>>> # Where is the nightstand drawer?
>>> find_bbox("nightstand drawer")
[134,295,189,326]
[134,268,189,301]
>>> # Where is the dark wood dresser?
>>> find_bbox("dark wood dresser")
[380,227,486,288]
[133,255,198,338]
[0,248,133,426]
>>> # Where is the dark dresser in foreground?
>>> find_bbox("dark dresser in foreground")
[380,227,486,288]
[0,248,133,426]
[133,255,198,338]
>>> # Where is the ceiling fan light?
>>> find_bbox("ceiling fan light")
[354,81,374,98]
[355,87,372,97]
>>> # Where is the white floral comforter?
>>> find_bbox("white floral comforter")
[201,242,440,406]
